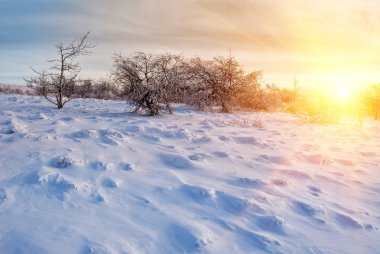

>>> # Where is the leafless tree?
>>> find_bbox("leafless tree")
[183,57,215,110]
[75,79,94,98]
[279,88,294,105]
[237,70,265,110]
[113,51,268,114]
[113,52,188,115]
[154,53,189,113]
[363,84,380,120]
[113,52,160,115]
[213,54,245,112]
[266,83,280,110]
[25,31,95,109]
[92,79,120,100]
[187,54,247,112]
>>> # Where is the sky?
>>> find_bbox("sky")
[1,0,380,89]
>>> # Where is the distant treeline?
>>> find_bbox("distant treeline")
[2,31,379,122]
[2,52,380,121]
[23,51,298,114]
[0,84,34,96]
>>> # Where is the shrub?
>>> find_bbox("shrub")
[113,52,187,115]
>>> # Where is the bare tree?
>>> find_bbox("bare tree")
[92,79,120,100]
[154,53,188,113]
[213,54,245,112]
[184,57,216,110]
[266,83,280,110]
[233,70,263,110]
[113,52,187,115]
[363,84,380,120]
[25,31,95,109]
[113,51,267,114]
[279,88,294,105]
[75,79,94,98]
[187,54,246,112]
[113,52,160,115]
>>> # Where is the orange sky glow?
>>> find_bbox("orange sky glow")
[1,0,380,90]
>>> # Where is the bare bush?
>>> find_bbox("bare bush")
[0,84,33,95]
[181,57,214,110]
[154,53,189,112]
[25,31,95,109]
[92,80,120,100]
[187,54,260,112]
[75,79,94,98]
[75,79,120,100]
[113,52,270,114]
[362,84,380,120]
[113,52,160,115]
[236,71,265,110]
[265,84,280,111]
[113,52,187,115]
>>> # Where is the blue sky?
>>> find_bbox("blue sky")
[0,0,83,83]
[0,1,73,42]
[1,0,380,88]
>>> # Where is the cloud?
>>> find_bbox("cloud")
[1,0,380,85]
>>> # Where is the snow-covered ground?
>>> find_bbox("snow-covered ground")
[0,94,379,254]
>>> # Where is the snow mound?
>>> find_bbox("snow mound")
[102,177,117,188]
[89,160,109,171]
[160,153,193,169]
[0,188,7,204]
[71,129,99,139]
[39,174,76,200]
[50,156,76,168]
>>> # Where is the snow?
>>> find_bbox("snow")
[0,94,379,253]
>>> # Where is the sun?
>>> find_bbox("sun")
[337,87,350,100]
[335,86,353,102]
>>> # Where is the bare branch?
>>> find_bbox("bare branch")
[24,31,95,109]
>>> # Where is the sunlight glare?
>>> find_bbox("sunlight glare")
[336,86,352,101]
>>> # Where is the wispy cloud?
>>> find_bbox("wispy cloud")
[1,0,380,86]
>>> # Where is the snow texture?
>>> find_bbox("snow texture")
[0,94,379,253]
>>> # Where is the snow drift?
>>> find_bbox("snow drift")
[0,94,379,253]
